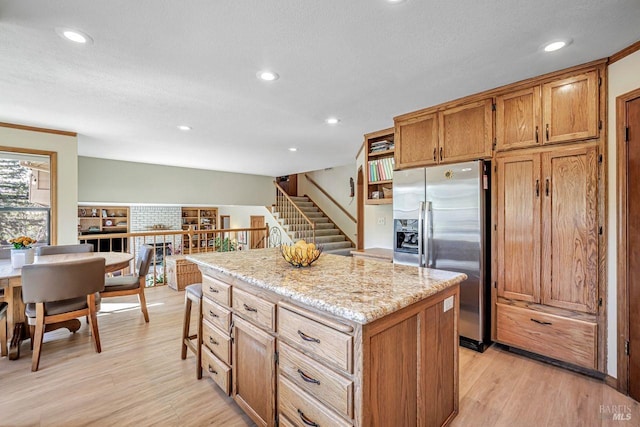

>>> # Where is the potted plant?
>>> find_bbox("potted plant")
[9,235,36,269]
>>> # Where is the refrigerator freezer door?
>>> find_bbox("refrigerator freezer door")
[393,168,426,266]
[424,161,485,343]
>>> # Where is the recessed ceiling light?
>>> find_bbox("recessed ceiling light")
[387,0,407,3]
[257,70,279,81]
[543,39,571,52]
[177,125,191,131]
[288,147,297,152]
[326,117,340,125]
[55,27,93,44]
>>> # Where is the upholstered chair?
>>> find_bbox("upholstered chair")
[35,243,94,256]
[100,245,153,322]
[21,258,105,371]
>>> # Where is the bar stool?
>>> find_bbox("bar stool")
[1,302,7,358]
[181,283,202,379]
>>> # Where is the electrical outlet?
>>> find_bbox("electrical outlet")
[444,296,454,312]
[377,217,386,225]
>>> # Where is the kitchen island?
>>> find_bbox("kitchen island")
[187,248,466,427]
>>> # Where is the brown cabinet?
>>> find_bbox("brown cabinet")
[496,70,599,150]
[364,128,395,205]
[232,316,276,427]
[439,99,493,162]
[395,112,439,168]
[495,86,542,150]
[394,99,493,170]
[495,144,599,369]
[78,205,129,234]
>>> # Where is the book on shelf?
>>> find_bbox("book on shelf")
[368,157,395,182]
[369,139,395,154]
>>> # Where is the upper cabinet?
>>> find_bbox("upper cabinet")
[439,99,493,162]
[496,70,599,151]
[495,86,542,150]
[394,99,492,170]
[542,71,599,144]
[394,112,438,168]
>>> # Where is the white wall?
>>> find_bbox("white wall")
[607,49,640,377]
[356,149,394,249]
[78,156,274,207]
[217,205,292,246]
[298,164,357,243]
[0,126,78,244]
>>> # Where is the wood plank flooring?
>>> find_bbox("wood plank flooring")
[1,285,638,426]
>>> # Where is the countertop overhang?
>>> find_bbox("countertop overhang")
[187,248,466,324]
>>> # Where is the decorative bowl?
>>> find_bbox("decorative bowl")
[280,241,322,268]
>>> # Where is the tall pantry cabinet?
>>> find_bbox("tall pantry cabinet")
[492,62,604,371]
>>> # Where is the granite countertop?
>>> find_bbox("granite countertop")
[187,248,466,324]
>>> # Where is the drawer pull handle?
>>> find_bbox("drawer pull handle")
[545,123,550,141]
[208,286,219,293]
[243,303,257,313]
[439,146,443,161]
[297,409,319,427]
[535,125,539,143]
[297,368,321,385]
[209,337,219,345]
[298,330,320,344]
[209,310,219,318]
[432,147,436,162]
[530,318,552,326]
[208,365,218,375]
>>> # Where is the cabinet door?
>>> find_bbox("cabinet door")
[496,86,542,150]
[440,99,493,163]
[394,112,439,169]
[496,154,541,303]
[232,316,276,427]
[541,146,598,313]
[542,71,599,144]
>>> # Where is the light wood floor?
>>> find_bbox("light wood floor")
[1,286,638,426]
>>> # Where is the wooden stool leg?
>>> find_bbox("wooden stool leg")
[181,295,192,360]
[196,297,202,379]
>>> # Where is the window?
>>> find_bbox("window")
[0,149,55,246]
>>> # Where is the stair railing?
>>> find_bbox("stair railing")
[274,181,316,243]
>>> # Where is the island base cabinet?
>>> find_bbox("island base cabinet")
[361,286,459,427]
[232,316,276,427]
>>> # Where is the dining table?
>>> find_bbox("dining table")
[0,251,134,360]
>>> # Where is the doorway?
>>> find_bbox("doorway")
[220,215,230,229]
[617,87,640,400]
[250,215,265,249]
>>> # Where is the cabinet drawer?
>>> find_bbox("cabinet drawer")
[232,287,275,332]
[278,307,353,373]
[277,416,297,427]
[202,346,231,395]
[203,297,231,333]
[496,303,597,369]
[203,319,231,365]
[202,275,231,307]
[278,375,351,427]
[279,342,353,419]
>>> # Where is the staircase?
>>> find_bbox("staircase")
[272,196,354,256]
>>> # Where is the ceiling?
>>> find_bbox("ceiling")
[1,1,639,177]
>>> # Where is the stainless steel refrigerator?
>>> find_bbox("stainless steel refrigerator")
[393,160,490,351]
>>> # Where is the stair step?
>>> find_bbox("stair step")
[305,212,324,218]
[296,201,315,208]
[319,241,353,252]
[289,196,310,202]
[314,223,335,229]
[315,229,340,236]
[315,235,347,244]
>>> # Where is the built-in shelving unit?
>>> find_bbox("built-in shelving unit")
[181,207,218,252]
[365,128,395,205]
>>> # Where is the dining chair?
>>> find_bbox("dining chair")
[21,257,105,371]
[0,302,7,357]
[36,243,94,256]
[101,245,153,322]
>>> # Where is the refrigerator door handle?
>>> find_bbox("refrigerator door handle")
[426,201,434,268]
[418,201,425,267]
